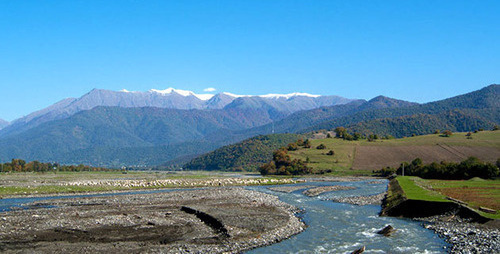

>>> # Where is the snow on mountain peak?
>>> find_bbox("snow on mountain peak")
[149,88,214,100]
[120,88,318,100]
[259,92,320,99]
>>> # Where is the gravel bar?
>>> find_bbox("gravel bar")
[417,213,500,253]
[329,192,386,206]
[0,188,306,253]
[302,185,356,197]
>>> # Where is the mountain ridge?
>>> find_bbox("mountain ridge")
[0,88,355,137]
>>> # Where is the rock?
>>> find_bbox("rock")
[351,246,365,254]
[377,225,396,236]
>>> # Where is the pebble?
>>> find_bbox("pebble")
[416,212,500,253]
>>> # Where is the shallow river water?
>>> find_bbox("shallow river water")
[247,180,449,254]
[0,179,449,253]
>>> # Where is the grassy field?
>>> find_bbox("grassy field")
[287,130,500,175]
[396,176,450,202]
[396,176,500,219]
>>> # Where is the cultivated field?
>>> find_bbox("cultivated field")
[397,176,500,219]
[288,131,500,174]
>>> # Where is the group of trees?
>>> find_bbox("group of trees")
[259,147,311,175]
[373,157,500,179]
[332,127,393,141]
[0,159,111,173]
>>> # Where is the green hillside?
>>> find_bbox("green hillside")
[286,130,500,175]
[183,134,304,171]
[303,84,500,136]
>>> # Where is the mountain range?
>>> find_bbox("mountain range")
[184,85,499,171]
[0,88,353,138]
[0,85,498,168]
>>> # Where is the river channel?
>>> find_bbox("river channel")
[0,179,448,253]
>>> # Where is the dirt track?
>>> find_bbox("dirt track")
[352,145,500,170]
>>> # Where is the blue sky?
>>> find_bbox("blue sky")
[0,0,499,121]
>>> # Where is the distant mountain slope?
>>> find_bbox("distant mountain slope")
[304,84,500,135]
[0,88,355,138]
[0,119,8,130]
[0,106,278,166]
[247,96,416,135]
[347,109,499,137]
[183,134,303,171]
[181,85,499,172]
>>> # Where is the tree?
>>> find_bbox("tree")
[287,143,298,151]
[493,125,499,131]
[326,133,332,138]
[316,143,326,149]
[334,127,347,138]
[304,139,311,148]
[441,130,453,137]
[296,139,305,146]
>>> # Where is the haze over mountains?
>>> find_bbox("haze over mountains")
[0,85,498,168]
[0,88,353,138]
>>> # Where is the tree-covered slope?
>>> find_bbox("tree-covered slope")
[0,106,277,166]
[183,134,303,171]
[347,109,499,137]
[304,84,500,135]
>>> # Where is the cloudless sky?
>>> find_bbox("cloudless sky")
[0,0,499,121]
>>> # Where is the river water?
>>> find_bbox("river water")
[0,179,448,253]
[247,180,449,254]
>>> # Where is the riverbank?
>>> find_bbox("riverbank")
[382,177,499,253]
[418,214,500,253]
[0,188,305,253]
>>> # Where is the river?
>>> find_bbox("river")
[0,179,449,253]
[247,179,449,253]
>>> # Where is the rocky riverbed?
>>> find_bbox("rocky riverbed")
[302,185,356,197]
[329,192,386,206]
[417,213,500,253]
[0,188,305,253]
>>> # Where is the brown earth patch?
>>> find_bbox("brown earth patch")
[436,187,500,211]
[351,145,500,170]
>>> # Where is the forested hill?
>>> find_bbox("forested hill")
[0,106,279,166]
[183,85,499,171]
[246,96,420,135]
[347,109,499,137]
[303,84,500,135]
[183,134,303,171]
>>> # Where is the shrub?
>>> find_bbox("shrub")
[316,143,326,149]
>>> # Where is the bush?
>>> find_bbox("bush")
[316,143,326,149]
[326,150,335,156]
[373,167,396,177]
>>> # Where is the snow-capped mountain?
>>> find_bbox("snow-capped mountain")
[0,88,355,137]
